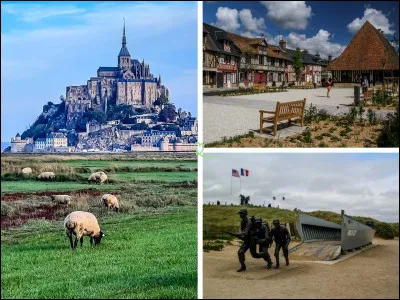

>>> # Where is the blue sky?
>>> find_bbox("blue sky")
[203,153,399,222]
[1,1,198,141]
[204,1,399,58]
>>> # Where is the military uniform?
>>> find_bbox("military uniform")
[270,219,291,268]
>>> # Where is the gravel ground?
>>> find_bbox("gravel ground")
[203,238,399,299]
[204,88,394,144]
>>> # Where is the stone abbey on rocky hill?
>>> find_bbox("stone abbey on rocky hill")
[65,19,169,125]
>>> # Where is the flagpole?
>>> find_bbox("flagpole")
[231,175,232,195]
[239,176,241,195]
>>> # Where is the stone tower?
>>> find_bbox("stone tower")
[118,18,131,71]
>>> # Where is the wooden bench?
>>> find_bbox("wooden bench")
[259,98,307,136]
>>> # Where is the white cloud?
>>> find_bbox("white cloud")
[260,1,312,30]
[347,8,395,35]
[214,7,240,32]
[268,29,346,59]
[1,3,86,22]
[239,9,266,34]
[203,154,399,222]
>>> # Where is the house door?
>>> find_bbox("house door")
[254,72,261,84]
[216,73,224,88]
[227,74,231,88]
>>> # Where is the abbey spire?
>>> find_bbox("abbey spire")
[118,18,131,70]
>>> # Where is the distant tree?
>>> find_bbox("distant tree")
[239,194,250,206]
[292,48,304,85]
[217,200,220,205]
[244,196,250,205]
[159,104,177,123]
[152,124,163,131]
[60,95,65,102]
[188,111,192,118]
[47,101,54,106]
[268,203,271,208]
[178,107,182,118]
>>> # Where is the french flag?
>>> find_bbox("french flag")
[232,169,240,177]
[241,169,249,176]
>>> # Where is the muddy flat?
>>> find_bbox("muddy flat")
[203,238,399,299]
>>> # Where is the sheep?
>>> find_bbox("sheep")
[37,171,56,181]
[88,171,108,184]
[101,194,119,212]
[50,195,72,205]
[63,211,105,249]
[21,167,32,175]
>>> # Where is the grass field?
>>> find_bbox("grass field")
[1,153,198,299]
[203,205,398,241]
[1,207,197,299]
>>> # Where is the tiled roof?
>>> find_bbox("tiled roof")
[98,67,119,72]
[283,48,324,65]
[227,32,261,55]
[36,138,46,142]
[327,21,399,70]
[118,46,131,57]
[203,23,241,56]
[267,45,292,61]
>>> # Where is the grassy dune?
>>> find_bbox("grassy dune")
[203,205,398,240]
[1,207,197,299]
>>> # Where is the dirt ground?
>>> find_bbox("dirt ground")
[203,238,399,299]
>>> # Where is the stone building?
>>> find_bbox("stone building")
[327,21,399,85]
[10,133,33,153]
[140,130,176,147]
[34,138,46,151]
[65,20,169,123]
[45,132,67,150]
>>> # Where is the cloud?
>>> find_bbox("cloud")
[1,3,87,22]
[268,29,346,59]
[347,8,395,35]
[260,1,312,30]
[239,9,266,34]
[203,154,399,223]
[214,7,240,32]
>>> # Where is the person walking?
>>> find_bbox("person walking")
[327,77,333,98]
[363,76,369,94]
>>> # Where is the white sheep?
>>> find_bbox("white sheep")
[64,211,105,249]
[21,167,32,175]
[37,171,56,181]
[50,195,72,205]
[88,171,108,184]
[102,194,119,212]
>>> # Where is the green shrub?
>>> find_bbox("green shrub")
[377,106,399,147]
[375,222,395,239]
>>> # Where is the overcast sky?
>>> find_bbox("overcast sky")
[203,153,399,223]
[1,1,197,141]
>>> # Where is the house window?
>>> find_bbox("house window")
[225,55,231,64]
[268,73,273,82]
[231,73,236,83]
[278,73,282,82]
[219,57,225,64]
[271,58,275,66]
[223,74,227,84]
[258,55,264,65]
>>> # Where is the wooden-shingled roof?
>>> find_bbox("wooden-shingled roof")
[327,21,399,70]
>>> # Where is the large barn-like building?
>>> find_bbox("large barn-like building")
[327,21,399,85]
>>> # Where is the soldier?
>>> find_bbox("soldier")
[252,218,273,269]
[270,219,291,269]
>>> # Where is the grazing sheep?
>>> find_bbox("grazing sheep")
[88,171,108,184]
[50,195,72,205]
[102,194,119,212]
[63,211,105,249]
[21,167,32,175]
[37,172,56,181]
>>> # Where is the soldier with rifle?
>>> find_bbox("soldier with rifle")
[226,210,273,272]
[252,217,273,269]
[270,218,291,269]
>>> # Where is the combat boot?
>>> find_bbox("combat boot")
[266,263,272,269]
[237,264,246,272]
[285,257,289,266]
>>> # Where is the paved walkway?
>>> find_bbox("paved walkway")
[204,88,392,143]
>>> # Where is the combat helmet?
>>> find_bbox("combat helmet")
[273,218,280,225]
[238,208,248,215]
